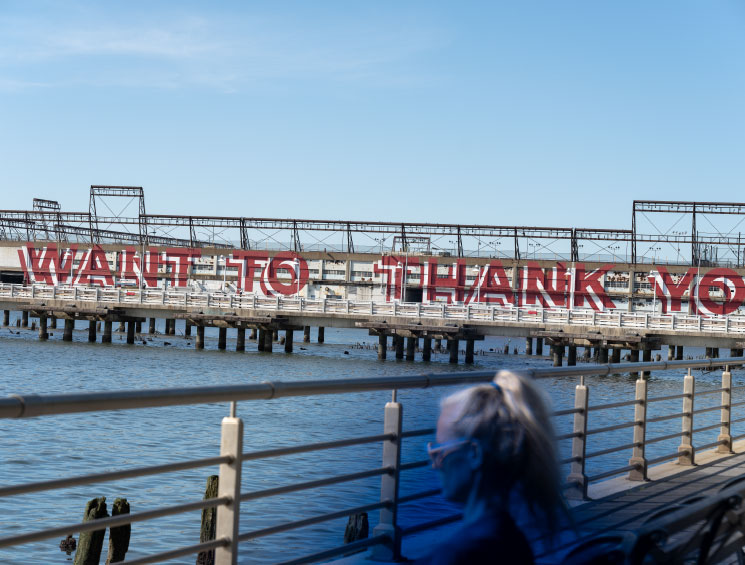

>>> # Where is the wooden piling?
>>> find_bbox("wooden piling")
[525,337,533,355]
[303,326,310,343]
[422,338,431,362]
[465,339,474,364]
[2,310,8,326]
[567,345,577,366]
[394,335,404,359]
[378,335,387,360]
[273,329,279,342]
[405,337,415,361]
[434,338,442,351]
[21,311,28,328]
[103,320,112,343]
[73,497,108,565]
[50,315,57,329]
[236,328,245,352]
[126,322,135,345]
[249,328,257,340]
[88,320,96,343]
[196,325,205,349]
[39,313,48,341]
[264,329,273,352]
[343,512,369,545]
[185,323,192,337]
[218,327,227,350]
[285,330,293,353]
[318,327,325,344]
[449,339,459,364]
[106,498,130,564]
[149,318,156,334]
[64,318,74,342]
[197,476,219,565]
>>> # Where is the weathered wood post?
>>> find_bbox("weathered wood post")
[50,315,57,329]
[566,381,589,499]
[394,335,404,360]
[88,320,96,342]
[74,497,108,565]
[215,413,243,564]
[611,348,621,364]
[303,326,310,343]
[103,320,112,344]
[2,310,9,326]
[718,367,733,453]
[449,339,459,364]
[257,329,265,351]
[405,337,415,361]
[676,345,684,360]
[106,498,130,564]
[135,321,142,334]
[318,327,325,344]
[378,335,387,360]
[196,325,205,350]
[149,318,156,334]
[118,321,126,332]
[642,348,652,378]
[263,329,273,353]
[371,396,402,560]
[185,323,192,337]
[628,378,648,481]
[344,513,369,550]
[535,337,543,356]
[63,318,74,342]
[567,345,577,366]
[272,329,279,342]
[422,338,431,362]
[126,321,135,345]
[284,330,293,353]
[434,338,442,351]
[465,339,475,364]
[21,310,28,328]
[39,313,48,341]
[668,345,675,361]
[525,337,533,355]
[218,327,227,350]
[235,328,245,352]
[168,319,176,335]
[678,370,695,465]
[249,328,256,340]
[197,475,219,565]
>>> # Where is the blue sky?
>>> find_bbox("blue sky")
[1,1,744,230]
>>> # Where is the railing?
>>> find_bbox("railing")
[2,359,745,563]
[2,283,745,335]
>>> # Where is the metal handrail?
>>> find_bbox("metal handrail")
[120,539,229,565]
[241,433,394,461]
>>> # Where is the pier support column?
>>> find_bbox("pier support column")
[303,326,310,343]
[136,321,142,334]
[465,339,475,364]
[88,320,96,342]
[236,328,245,352]
[168,319,176,335]
[2,310,9,326]
[535,338,543,356]
[218,327,227,350]
[525,338,533,356]
[668,345,675,361]
[318,327,325,344]
[552,345,563,367]
[676,345,684,360]
[611,348,621,364]
[599,348,609,364]
[378,335,387,360]
[422,338,432,362]
[434,338,442,351]
[630,349,639,363]
[50,315,57,329]
[264,329,273,353]
[642,349,652,378]
[257,330,265,351]
[196,325,205,350]
[126,322,135,344]
[118,321,125,333]
[38,314,48,341]
[405,337,416,361]
[21,311,28,328]
[448,339,459,364]
[63,319,74,342]
[394,336,404,360]
[285,330,293,353]
[249,328,257,340]
[185,323,192,337]
[103,320,112,343]
[567,345,577,366]
[273,329,279,342]
[149,318,156,334]
[731,348,743,358]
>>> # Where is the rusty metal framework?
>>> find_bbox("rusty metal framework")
[4,191,745,266]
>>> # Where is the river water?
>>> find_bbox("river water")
[0,319,737,564]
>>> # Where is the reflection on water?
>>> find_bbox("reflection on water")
[0,321,735,563]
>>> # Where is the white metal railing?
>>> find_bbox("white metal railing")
[2,359,745,563]
[1,283,744,335]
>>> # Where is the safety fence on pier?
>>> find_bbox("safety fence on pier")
[3,282,745,336]
[1,359,745,562]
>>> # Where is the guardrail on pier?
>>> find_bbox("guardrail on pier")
[2,359,745,563]
[2,282,745,335]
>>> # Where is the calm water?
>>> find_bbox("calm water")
[0,319,739,564]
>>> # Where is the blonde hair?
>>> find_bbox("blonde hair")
[440,370,565,526]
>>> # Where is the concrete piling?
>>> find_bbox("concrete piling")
[38,313,48,340]
[303,326,311,343]
[676,345,684,360]
[630,349,639,363]
[377,335,387,360]
[448,339,459,364]
[525,338,533,356]
[218,327,227,350]
[465,339,474,364]
[422,338,432,361]
[642,349,651,378]
[535,337,543,356]
[168,319,176,335]
[285,330,293,353]
[149,318,156,334]
[21,311,28,328]
[2,310,8,326]
[552,345,563,367]
[394,335,404,359]
[126,322,135,344]
[63,319,74,341]
[611,348,621,364]
[196,325,205,349]
[273,329,279,342]
[136,321,142,334]
[405,337,416,361]
[567,345,577,366]
[599,348,609,363]
[103,320,112,343]
[236,328,245,351]
[264,329,273,352]
[318,327,325,344]
[258,329,265,351]
[88,320,96,342]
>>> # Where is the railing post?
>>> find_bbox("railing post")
[566,381,589,500]
[678,370,695,465]
[628,378,648,481]
[718,367,733,453]
[215,411,244,565]
[371,397,403,561]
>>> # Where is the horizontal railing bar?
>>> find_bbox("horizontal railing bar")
[401,513,463,536]
[732,384,745,390]
[552,408,581,417]
[731,416,745,425]
[585,442,640,459]
[647,393,689,403]
[241,434,393,461]
[400,460,430,472]
[0,455,230,498]
[730,400,745,408]
[693,404,726,415]
[555,431,582,441]
[587,399,640,412]
[586,421,638,436]
[587,464,639,482]
[398,488,442,505]
[648,450,687,466]
[0,496,230,548]
[237,501,389,542]
[401,428,435,438]
[694,387,727,396]
[277,534,389,565]
[120,538,229,565]
[692,422,723,434]
[560,456,581,464]
[4,359,745,419]
[647,411,687,423]
[696,439,726,451]
[240,467,390,502]
[645,431,685,444]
